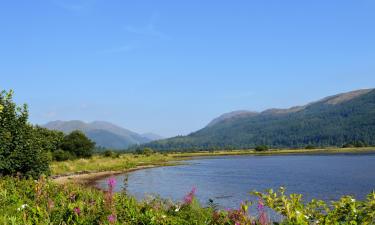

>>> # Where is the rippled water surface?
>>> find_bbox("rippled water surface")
[96,153,375,209]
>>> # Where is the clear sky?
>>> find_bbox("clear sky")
[1,0,375,137]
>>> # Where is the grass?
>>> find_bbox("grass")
[51,154,175,175]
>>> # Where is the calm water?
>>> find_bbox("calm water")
[96,153,375,209]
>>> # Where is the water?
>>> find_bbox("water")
[96,153,375,209]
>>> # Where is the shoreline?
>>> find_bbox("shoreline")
[170,147,375,158]
[52,147,375,186]
[52,165,162,186]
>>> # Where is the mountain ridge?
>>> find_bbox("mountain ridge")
[43,120,163,149]
[144,88,375,151]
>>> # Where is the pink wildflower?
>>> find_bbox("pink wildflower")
[183,187,196,205]
[108,214,116,223]
[107,177,117,190]
[257,199,265,211]
[74,207,81,215]
[257,199,269,225]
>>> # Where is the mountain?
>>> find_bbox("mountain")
[145,88,375,151]
[43,120,158,149]
[141,133,164,141]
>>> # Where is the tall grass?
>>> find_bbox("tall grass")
[51,154,174,175]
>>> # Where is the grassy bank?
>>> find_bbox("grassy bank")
[51,154,176,176]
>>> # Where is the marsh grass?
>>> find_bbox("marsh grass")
[51,154,175,175]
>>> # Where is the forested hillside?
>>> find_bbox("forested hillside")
[144,89,375,151]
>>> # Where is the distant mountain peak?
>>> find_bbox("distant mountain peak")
[141,133,164,141]
[318,89,373,105]
[207,110,258,127]
[42,120,161,150]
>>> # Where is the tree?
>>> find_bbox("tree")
[60,131,95,158]
[0,90,50,178]
[255,145,269,152]
[34,126,64,153]
[135,147,154,156]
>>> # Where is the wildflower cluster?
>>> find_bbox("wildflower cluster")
[1,177,375,224]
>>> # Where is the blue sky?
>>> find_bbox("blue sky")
[1,0,375,137]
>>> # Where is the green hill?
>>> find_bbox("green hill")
[144,89,375,151]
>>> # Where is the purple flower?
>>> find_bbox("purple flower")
[183,187,197,205]
[257,199,269,225]
[108,214,116,223]
[257,199,265,211]
[74,207,81,215]
[107,177,117,189]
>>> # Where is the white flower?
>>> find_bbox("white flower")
[351,198,356,202]
[296,210,301,214]
[161,215,166,219]
[17,204,28,211]
[174,206,180,212]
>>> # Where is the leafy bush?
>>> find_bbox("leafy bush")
[60,131,95,158]
[304,145,317,149]
[102,150,120,158]
[252,187,375,224]
[0,90,50,178]
[103,150,114,157]
[52,150,74,161]
[255,145,269,152]
[135,147,154,156]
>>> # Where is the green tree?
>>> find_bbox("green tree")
[60,130,95,158]
[0,90,50,178]
[135,147,154,156]
[34,126,64,152]
[254,145,269,152]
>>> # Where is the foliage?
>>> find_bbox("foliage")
[252,187,375,225]
[0,90,50,178]
[0,177,270,225]
[135,147,154,156]
[60,131,95,158]
[33,126,64,153]
[343,141,369,148]
[52,149,75,161]
[2,177,375,224]
[255,145,269,152]
[304,145,316,150]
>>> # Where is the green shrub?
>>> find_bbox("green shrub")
[60,131,95,158]
[103,150,114,157]
[0,90,50,178]
[135,147,154,156]
[252,187,375,224]
[52,150,74,161]
[254,145,269,152]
